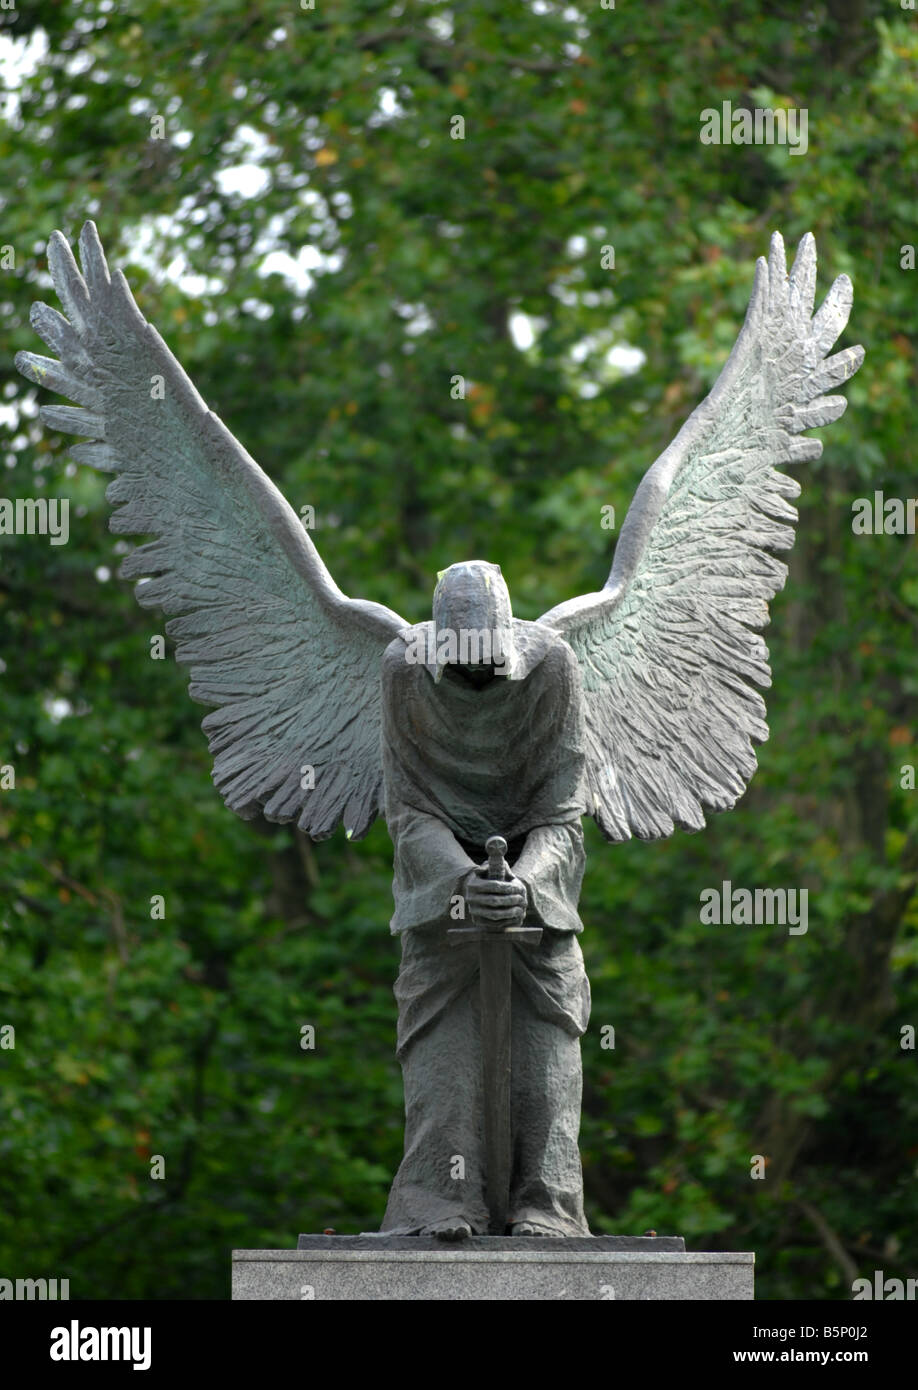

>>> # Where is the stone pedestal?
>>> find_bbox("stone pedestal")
[232,1237,754,1300]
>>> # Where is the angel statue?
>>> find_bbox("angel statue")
[17,224,862,1241]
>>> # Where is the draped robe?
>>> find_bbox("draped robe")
[378,620,592,1235]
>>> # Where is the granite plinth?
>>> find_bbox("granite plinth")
[232,1240,754,1300]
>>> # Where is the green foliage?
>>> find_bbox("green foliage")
[1,0,916,1299]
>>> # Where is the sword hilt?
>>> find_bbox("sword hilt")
[448,832,542,947]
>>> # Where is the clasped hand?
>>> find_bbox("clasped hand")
[463,866,528,931]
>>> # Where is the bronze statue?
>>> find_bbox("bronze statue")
[17,224,862,1238]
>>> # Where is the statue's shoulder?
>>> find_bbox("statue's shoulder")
[510,620,578,681]
[382,625,430,685]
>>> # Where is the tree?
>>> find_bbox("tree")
[0,0,915,1298]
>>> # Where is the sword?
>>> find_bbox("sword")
[447,834,542,1235]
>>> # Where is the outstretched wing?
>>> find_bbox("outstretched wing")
[539,232,864,842]
[16,221,407,840]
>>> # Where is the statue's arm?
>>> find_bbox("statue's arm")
[509,639,588,933]
[512,822,586,935]
[386,801,477,933]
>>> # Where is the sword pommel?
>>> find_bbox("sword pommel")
[485,835,508,881]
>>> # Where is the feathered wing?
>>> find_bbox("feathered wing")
[538,232,864,842]
[16,221,407,839]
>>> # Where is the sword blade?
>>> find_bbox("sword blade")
[479,932,512,1236]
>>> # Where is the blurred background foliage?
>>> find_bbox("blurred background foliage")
[0,0,916,1299]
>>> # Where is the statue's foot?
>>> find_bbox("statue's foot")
[422,1217,473,1242]
[511,1221,565,1237]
